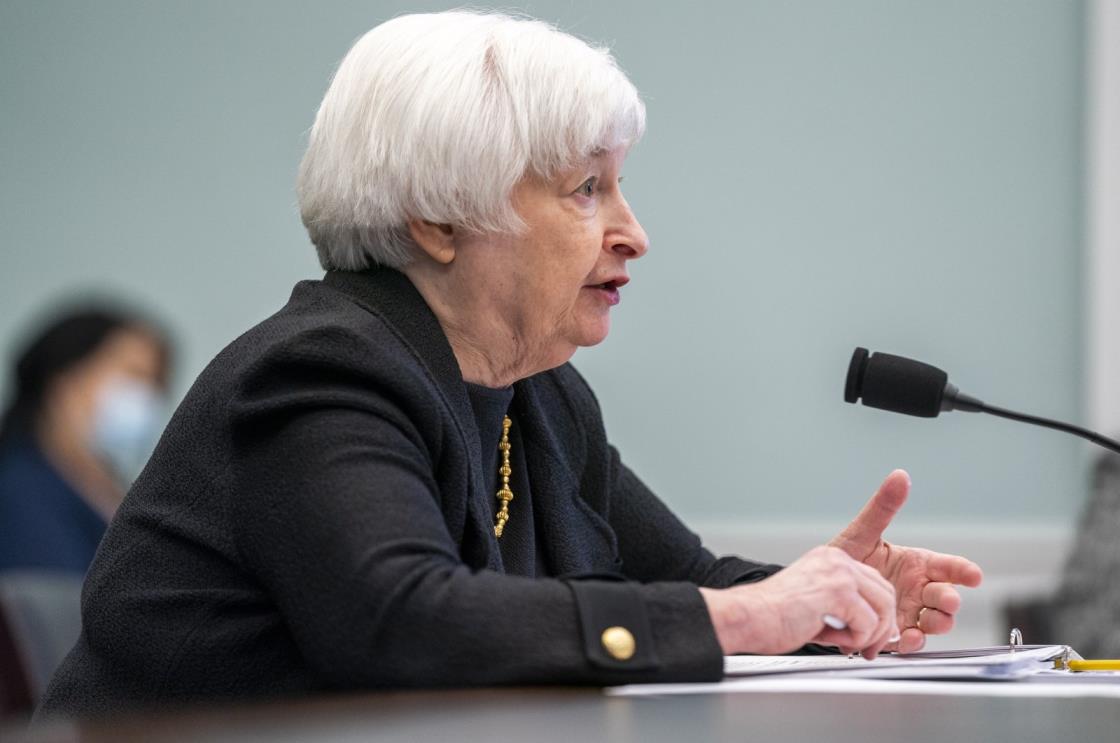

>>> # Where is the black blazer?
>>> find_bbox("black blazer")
[39,268,779,719]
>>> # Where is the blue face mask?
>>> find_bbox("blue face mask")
[90,378,165,485]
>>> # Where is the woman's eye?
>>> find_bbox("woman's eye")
[576,177,597,197]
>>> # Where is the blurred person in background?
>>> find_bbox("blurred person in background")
[0,305,172,574]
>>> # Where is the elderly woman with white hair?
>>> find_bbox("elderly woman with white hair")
[40,10,981,718]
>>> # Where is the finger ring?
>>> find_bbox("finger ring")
[917,606,929,629]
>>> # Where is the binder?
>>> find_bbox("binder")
[721,626,1084,681]
[723,644,1075,681]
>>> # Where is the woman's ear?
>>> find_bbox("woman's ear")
[407,219,456,264]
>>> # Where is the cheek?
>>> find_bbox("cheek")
[534,247,598,303]
[561,260,600,315]
[513,216,604,322]
[566,233,606,286]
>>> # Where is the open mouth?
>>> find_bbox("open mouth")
[586,279,626,306]
[588,276,628,291]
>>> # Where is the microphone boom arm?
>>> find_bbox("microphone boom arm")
[970,401,1120,455]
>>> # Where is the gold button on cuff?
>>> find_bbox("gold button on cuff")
[601,626,636,661]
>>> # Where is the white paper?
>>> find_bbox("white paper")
[606,676,1120,699]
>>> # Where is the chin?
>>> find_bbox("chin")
[573,318,612,348]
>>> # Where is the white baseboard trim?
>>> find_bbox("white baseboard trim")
[691,521,1073,649]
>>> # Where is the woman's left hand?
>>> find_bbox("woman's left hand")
[829,469,984,653]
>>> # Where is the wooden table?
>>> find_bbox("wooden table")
[6,685,1120,743]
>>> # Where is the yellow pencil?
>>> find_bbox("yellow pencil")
[1067,659,1120,672]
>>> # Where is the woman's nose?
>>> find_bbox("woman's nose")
[609,204,649,259]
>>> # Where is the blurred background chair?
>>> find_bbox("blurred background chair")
[0,570,84,718]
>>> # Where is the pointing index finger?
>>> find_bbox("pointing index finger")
[832,470,911,557]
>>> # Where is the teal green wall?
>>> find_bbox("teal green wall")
[0,1,1085,526]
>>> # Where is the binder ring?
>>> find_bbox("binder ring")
[1009,627,1024,653]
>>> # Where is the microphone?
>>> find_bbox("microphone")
[844,346,1120,454]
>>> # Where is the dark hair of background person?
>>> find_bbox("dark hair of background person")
[0,306,173,449]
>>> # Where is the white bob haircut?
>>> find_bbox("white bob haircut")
[297,10,646,270]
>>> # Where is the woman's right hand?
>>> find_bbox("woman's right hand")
[699,545,900,659]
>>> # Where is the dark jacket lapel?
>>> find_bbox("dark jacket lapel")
[321,268,500,569]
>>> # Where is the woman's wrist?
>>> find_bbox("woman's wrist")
[699,587,744,655]
[700,584,788,656]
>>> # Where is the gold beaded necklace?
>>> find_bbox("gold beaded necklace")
[493,415,514,538]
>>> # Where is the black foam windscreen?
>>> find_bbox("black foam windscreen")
[844,347,870,404]
[845,349,948,418]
